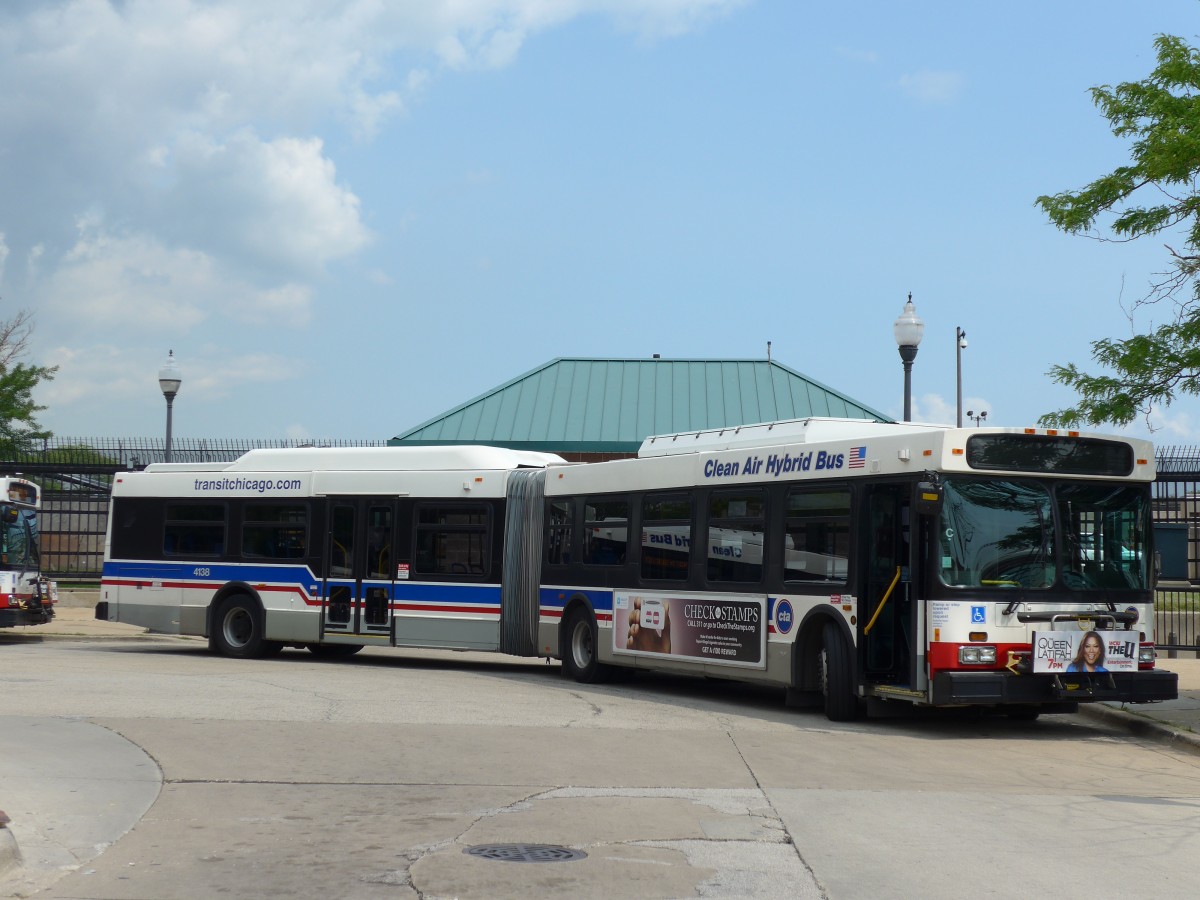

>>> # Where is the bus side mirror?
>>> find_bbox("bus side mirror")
[915,482,942,516]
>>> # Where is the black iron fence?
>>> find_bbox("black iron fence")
[1151,446,1200,653]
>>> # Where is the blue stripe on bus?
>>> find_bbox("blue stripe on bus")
[539,587,614,613]
[103,560,503,608]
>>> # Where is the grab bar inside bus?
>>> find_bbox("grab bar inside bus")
[863,567,902,637]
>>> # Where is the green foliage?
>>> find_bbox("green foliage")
[0,308,57,456]
[1036,34,1200,427]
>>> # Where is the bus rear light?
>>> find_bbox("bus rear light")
[959,645,997,665]
[1138,645,1157,665]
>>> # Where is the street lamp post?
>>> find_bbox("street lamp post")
[956,326,967,427]
[893,293,925,422]
[967,409,988,427]
[158,350,182,463]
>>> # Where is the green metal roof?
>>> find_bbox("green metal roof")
[390,357,893,453]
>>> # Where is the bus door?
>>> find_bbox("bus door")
[862,484,916,686]
[321,498,395,639]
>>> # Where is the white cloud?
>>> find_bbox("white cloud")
[897,69,965,105]
[37,217,314,334]
[1,0,738,284]
[165,130,371,276]
[0,232,8,285]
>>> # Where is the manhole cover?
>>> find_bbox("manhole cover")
[464,843,587,863]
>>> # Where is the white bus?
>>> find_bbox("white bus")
[0,475,58,627]
[98,419,1178,720]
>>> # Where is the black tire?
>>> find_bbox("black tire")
[819,621,859,721]
[212,595,274,659]
[307,643,364,658]
[561,607,609,683]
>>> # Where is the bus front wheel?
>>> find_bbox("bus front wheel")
[819,622,859,722]
[212,595,278,659]
[562,607,609,683]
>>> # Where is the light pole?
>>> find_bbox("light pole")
[967,409,988,427]
[893,293,925,422]
[158,350,182,463]
[956,326,967,427]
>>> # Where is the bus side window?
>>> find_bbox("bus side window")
[583,498,629,566]
[545,499,574,566]
[707,490,766,583]
[783,487,850,584]
[641,493,692,581]
[414,503,490,576]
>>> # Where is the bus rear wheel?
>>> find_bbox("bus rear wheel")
[562,607,609,683]
[212,595,277,659]
[819,621,859,722]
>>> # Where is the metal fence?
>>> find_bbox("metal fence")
[1151,446,1200,653]
[1,437,386,582]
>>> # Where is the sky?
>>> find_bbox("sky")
[4,0,1200,448]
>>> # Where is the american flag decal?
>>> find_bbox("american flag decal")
[848,446,867,468]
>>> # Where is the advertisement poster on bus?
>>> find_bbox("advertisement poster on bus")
[612,591,766,669]
[1031,630,1138,673]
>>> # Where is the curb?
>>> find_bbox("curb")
[1077,703,1200,757]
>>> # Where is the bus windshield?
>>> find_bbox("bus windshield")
[937,478,1148,592]
[1,504,40,571]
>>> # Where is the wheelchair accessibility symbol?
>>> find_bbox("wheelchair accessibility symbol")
[971,605,986,625]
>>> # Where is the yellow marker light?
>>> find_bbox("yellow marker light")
[969,631,987,642]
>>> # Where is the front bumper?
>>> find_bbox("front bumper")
[932,669,1179,706]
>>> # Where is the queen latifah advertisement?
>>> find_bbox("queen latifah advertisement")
[1032,630,1138,674]
[612,592,766,669]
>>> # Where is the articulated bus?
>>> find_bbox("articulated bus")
[98,419,1179,720]
[0,475,58,627]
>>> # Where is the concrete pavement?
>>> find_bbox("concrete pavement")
[2,602,1199,896]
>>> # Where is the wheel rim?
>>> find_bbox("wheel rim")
[817,646,829,697]
[223,607,253,649]
[571,619,593,669]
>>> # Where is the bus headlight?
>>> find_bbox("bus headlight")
[959,645,997,665]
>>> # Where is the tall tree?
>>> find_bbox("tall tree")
[0,307,58,455]
[1037,33,1200,428]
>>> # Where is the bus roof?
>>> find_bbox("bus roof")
[140,445,568,474]
[639,417,947,457]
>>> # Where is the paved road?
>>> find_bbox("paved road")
[2,637,1199,899]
